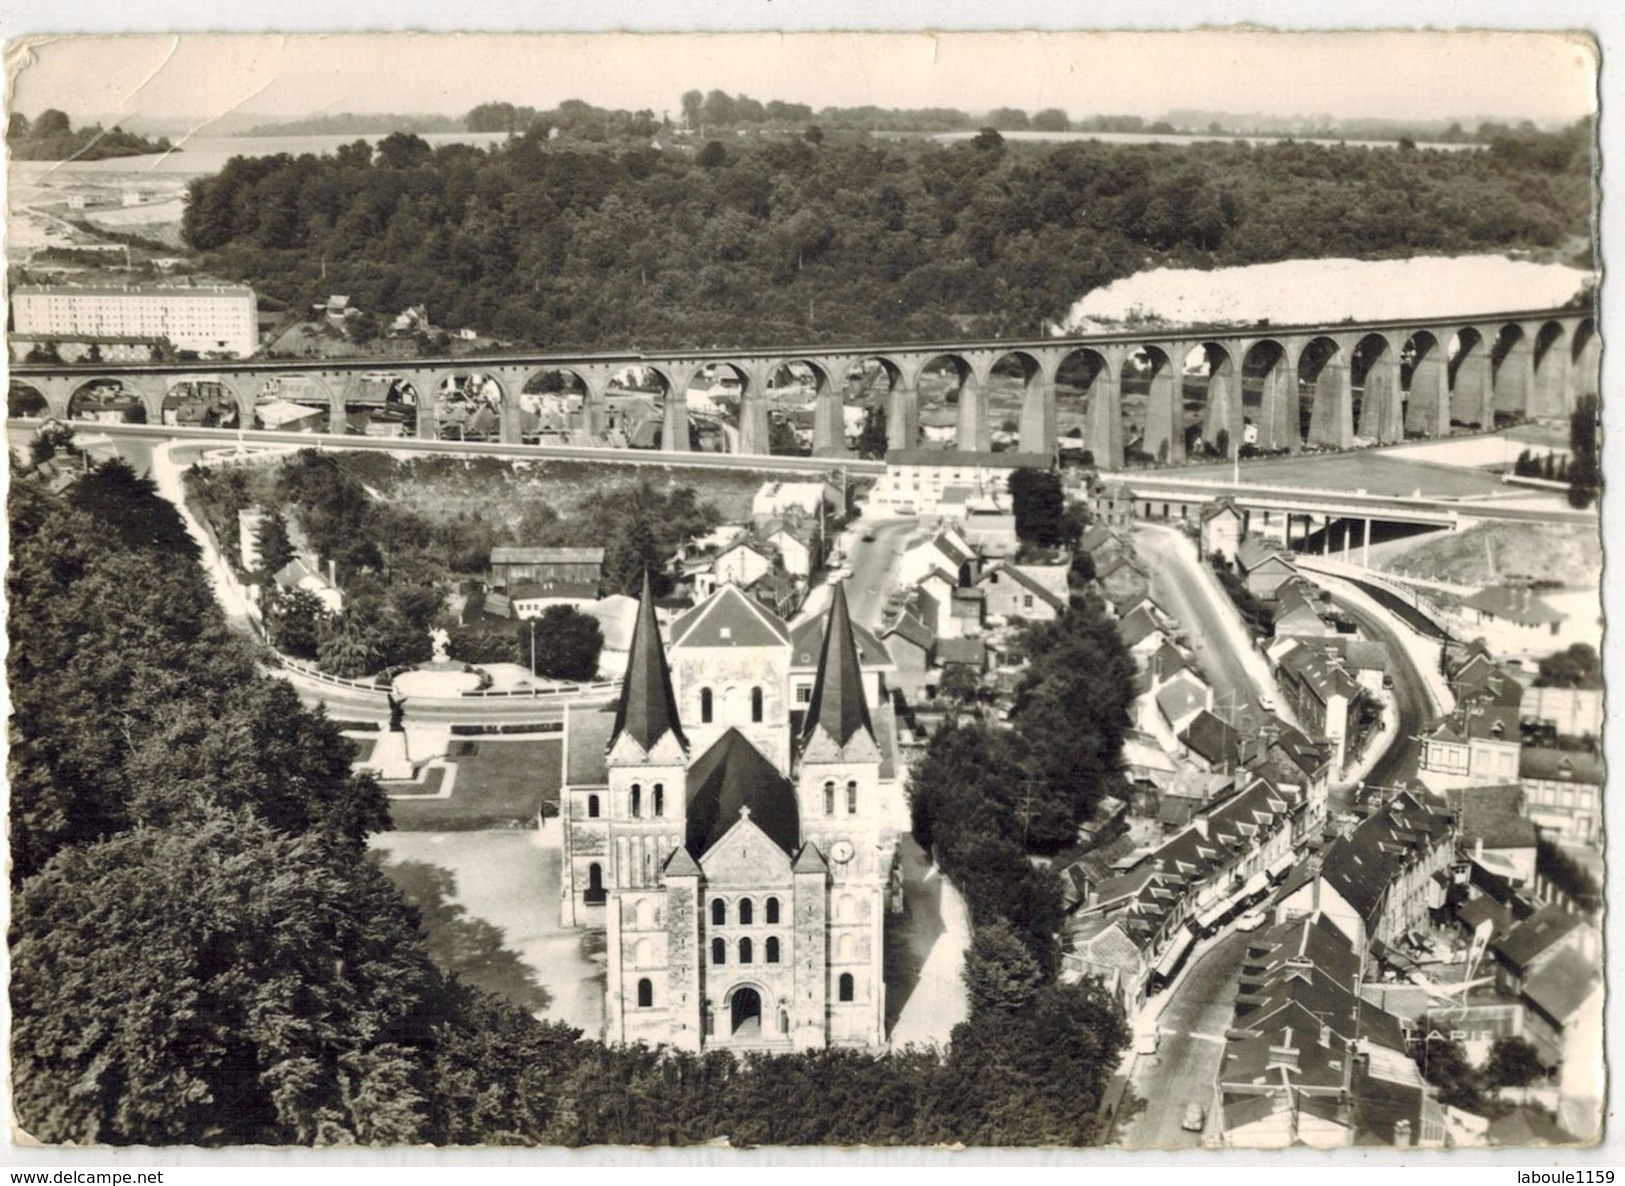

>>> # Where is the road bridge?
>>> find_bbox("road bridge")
[1109,469,1594,571]
[10,302,1598,471]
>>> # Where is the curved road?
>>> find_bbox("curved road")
[1121,930,1249,1150]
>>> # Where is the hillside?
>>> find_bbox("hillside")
[180,118,1594,353]
[1378,520,1602,588]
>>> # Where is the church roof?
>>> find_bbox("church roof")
[670,582,790,649]
[684,728,801,857]
[662,846,702,877]
[610,571,688,754]
[800,581,875,750]
[793,842,829,873]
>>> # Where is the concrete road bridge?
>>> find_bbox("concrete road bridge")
[10,303,1597,471]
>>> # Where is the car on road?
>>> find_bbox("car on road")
[1134,1029,1160,1055]
[1257,693,1277,712]
[1236,909,1266,932]
[861,529,877,542]
[1182,1103,1206,1132]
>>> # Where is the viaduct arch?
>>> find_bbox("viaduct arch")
[10,304,1595,472]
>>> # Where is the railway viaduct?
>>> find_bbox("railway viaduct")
[10,303,1598,471]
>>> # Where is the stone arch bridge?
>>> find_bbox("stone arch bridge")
[10,304,1597,471]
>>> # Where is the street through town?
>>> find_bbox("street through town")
[1134,523,1286,731]
[1120,929,1250,1150]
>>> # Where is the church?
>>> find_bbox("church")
[558,575,903,1051]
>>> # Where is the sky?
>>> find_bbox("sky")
[5,30,1599,129]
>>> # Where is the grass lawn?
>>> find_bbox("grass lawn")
[1180,452,1512,499]
[389,737,562,831]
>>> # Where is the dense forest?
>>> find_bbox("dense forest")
[179,116,1593,352]
[9,454,1130,1146]
[7,109,174,160]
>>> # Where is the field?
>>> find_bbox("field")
[387,737,562,831]
[1179,451,1516,500]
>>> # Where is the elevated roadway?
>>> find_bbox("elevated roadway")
[12,300,1598,466]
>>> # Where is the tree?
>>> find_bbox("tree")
[1413,1035,1482,1112]
[10,814,442,1145]
[1031,108,1070,133]
[696,140,728,169]
[938,663,984,708]
[1008,467,1065,545]
[970,127,1005,155]
[527,605,604,680]
[856,405,888,459]
[1568,394,1599,509]
[27,418,75,465]
[680,90,704,132]
[69,459,198,559]
[803,125,825,146]
[271,586,328,659]
[963,921,1044,1013]
[256,505,296,581]
[1484,1037,1546,1089]
[376,131,432,169]
[33,108,72,138]
[318,610,385,679]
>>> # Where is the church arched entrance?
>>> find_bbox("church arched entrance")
[729,986,763,1038]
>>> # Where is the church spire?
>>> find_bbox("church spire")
[610,571,687,754]
[801,580,873,749]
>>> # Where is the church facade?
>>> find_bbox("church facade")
[558,578,903,1052]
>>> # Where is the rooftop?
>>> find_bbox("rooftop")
[491,546,606,566]
[1461,585,1566,628]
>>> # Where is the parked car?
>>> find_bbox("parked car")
[1182,1103,1206,1132]
[861,529,877,542]
[1236,909,1266,932]
[1257,693,1277,712]
[1134,1029,1160,1055]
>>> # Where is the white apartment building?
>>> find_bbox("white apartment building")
[12,285,259,358]
[869,448,1052,516]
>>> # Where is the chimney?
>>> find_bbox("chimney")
[328,558,337,586]
[1393,1119,1412,1147]
[1474,836,1484,861]
[1267,1026,1300,1073]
